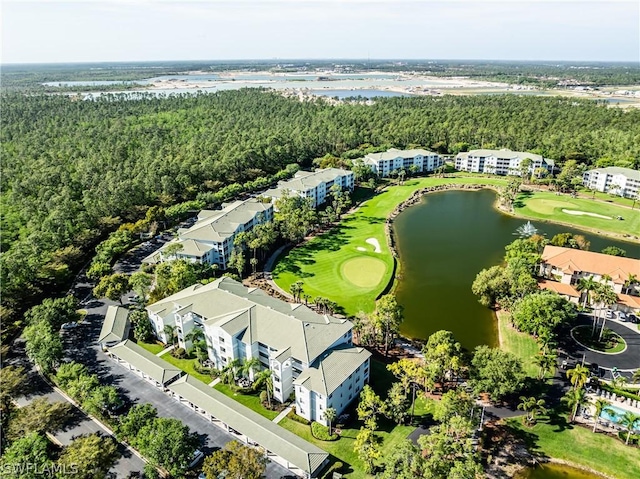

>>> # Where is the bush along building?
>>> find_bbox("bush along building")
[146,277,371,425]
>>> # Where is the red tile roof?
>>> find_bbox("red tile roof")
[538,280,580,297]
[541,246,639,284]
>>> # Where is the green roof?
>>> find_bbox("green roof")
[98,306,131,344]
[294,346,371,396]
[168,375,328,476]
[108,340,182,385]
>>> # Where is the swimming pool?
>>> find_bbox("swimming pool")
[600,404,640,431]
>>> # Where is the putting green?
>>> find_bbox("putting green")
[525,198,578,215]
[341,257,387,288]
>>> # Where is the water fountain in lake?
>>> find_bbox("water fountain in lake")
[514,221,540,238]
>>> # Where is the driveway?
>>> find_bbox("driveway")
[560,314,640,375]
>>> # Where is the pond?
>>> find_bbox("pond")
[515,463,604,479]
[393,189,636,350]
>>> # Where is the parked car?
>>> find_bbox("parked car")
[189,450,204,469]
[628,313,638,324]
[616,311,628,322]
[60,322,78,331]
[605,310,615,319]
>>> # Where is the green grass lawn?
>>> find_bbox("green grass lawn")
[279,417,415,479]
[137,340,166,355]
[213,382,279,420]
[577,188,638,208]
[158,352,213,384]
[497,310,540,378]
[273,176,507,315]
[507,415,640,479]
[572,325,626,353]
[515,191,640,238]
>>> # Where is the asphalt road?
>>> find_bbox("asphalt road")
[8,350,146,478]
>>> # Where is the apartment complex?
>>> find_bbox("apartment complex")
[264,168,355,208]
[582,167,640,199]
[144,198,273,269]
[146,277,371,424]
[455,149,555,176]
[362,148,443,177]
[538,245,640,312]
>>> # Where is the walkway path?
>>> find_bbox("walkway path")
[263,244,294,299]
[208,378,221,387]
[156,344,174,357]
[272,405,294,424]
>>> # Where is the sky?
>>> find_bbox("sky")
[2,1,639,64]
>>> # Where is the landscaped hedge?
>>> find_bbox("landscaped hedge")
[601,383,640,402]
[311,422,339,441]
[287,409,311,425]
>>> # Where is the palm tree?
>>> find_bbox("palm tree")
[517,396,547,426]
[624,273,638,295]
[619,411,640,445]
[256,369,273,408]
[290,281,304,302]
[594,283,618,341]
[563,387,587,423]
[241,357,261,380]
[184,327,204,344]
[566,364,590,390]
[536,329,556,354]
[632,369,640,384]
[533,352,557,380]
[576,275,598,310]
[592,398,611,433]
[324,407,337,435]
[163,325,177,346]
[250,257,258,276]
[221,358,242,385]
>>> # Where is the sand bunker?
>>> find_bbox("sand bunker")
[366,238,382,253]
[561,209,612,220]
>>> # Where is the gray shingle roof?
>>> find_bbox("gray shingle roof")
[364,148,436,162]
[147,278,352,364]
[467,148,544,162]
[108,340,182,385]
[168,375,328,476]
[294,346,371,396]
[98,306,131,344]
[587,167,640,181]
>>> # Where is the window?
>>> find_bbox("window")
[220,347,226,353]
[275,387,281,393]
[218,337,225,343]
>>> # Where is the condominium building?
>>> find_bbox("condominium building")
[264,168,355,208]
[362,148,443,177]
[455,149,555,176]
[582,167,640,199]
[143,198,273,269]
[538,245,640,312]
[146,277,371,424]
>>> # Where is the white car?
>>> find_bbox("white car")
[605,310,614,319]
[60,322,78,331]
[617,311,628,322]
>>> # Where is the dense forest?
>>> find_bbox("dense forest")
[2,89,640,326]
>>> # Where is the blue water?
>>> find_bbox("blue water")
[312,89,411,99]
[43,80,147,86]
[600,404,640,430]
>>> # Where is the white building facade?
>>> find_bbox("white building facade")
[362,148,443,177]
[143,199,273,269]
[455,149,555,176]
[582,167,640,199]
[264,168,355,208]
[146,278,371,424]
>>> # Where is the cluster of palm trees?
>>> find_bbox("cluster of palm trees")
[219,357,275,407]
[576,275,620,341]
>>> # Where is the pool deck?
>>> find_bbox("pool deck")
[584,392,640,432]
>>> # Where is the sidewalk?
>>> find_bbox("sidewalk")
[272,405,294,424]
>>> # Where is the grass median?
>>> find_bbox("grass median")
[496,310,540,378]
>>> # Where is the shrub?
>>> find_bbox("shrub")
[311,422,338,441]
[287,410,311,425]
[172,347,186,359]
[259,391,268,404]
